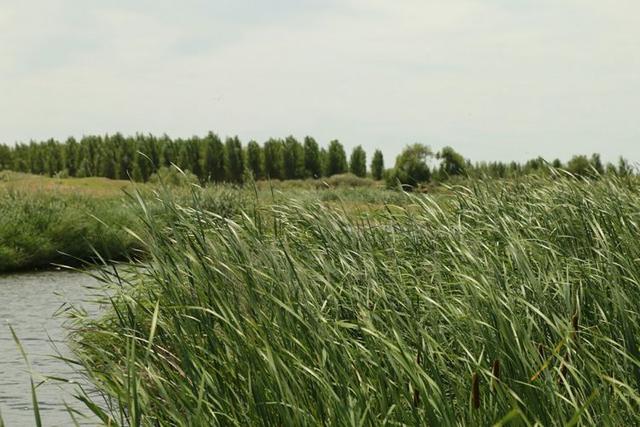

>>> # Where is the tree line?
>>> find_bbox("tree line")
[387,144,635,188]
[0,133,634,186]
[0,133,384,184]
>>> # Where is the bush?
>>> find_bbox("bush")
[317,173,375,188]
[0,190,142,272]
[149,166,199,187]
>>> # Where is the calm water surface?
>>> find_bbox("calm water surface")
[0,270,102,426]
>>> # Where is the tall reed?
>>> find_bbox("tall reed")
[70,175,640,425]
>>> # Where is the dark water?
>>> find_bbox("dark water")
[0,270,101,426]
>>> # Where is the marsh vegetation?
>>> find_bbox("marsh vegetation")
[56,174,640,425]
[2,162,640,425]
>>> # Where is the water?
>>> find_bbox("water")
[0,270,101,426]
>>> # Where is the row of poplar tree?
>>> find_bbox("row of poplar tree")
[0,133,386,183]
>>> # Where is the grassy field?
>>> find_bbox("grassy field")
[48,173,640,426]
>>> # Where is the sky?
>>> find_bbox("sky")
[1,0,639,164]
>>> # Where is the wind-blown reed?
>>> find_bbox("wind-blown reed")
[71,175,640,425]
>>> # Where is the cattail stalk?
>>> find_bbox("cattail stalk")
[413,352,422,407]
[491,359,500,392]
[471,372,480,410]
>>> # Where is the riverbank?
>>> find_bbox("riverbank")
[0,172,413,273]
[0,182,141,273]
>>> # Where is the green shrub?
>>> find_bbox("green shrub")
[149,166,199,187]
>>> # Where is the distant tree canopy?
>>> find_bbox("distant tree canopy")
[263,139,284,180]
[386,144,433,189]
[0,133,634,187]
[283,136,305,180]
[349,145,367,178]
[245,140,263,180]
[303,137,321,178]
[326,140,348,176]
[437,146,466,178]
[224,137,244,183]
[370,150,384,181]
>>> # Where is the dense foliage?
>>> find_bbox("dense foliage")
[0,186,140,272]
[67,175,640,426]
[0,133,635,188]
[0,134,361,184]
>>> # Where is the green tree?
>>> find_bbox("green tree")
[326,140,348,176]
[137,134,162,178]
[117,136,136,179]
[283,136,305,180]
[566,155,592,177]
[263,139,284,180]
[319,147,329,177]
[303,137,321,178]
[98,136,117,179]
[0,145,12,170]
[590,153,604,176]
[387,144,433,189]
[246,140,263,180]
[437,146,466,179]
[63,137,79,176]
[177,137,202,180]
[370,150,384,180]
[618,157,632,177]
[161,137,179,168]
[45,139,64,176]
[349,145,367,177]
[225,136,244,183]
[202,132,225,182]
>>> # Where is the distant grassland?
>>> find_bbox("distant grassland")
[0,171,418,272]
[0,170,134,197]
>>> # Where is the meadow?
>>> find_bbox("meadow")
[49,172,640,426]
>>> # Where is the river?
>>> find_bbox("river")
[0,270,101,426]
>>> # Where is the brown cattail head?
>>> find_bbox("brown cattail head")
[471,372,480,410]
[413,352,422,407]
[491,359,501,392]
[413,387,420,408]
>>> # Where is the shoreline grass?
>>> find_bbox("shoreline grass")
[0,172,413,273]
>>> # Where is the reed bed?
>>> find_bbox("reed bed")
[70,175,640,425]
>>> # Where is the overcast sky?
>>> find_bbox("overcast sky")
[1,0,638,164]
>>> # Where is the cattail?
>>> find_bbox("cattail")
[491,359,500,392]
[413,352,422,407]
[471,372,480,410]
[413,387,420,408]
